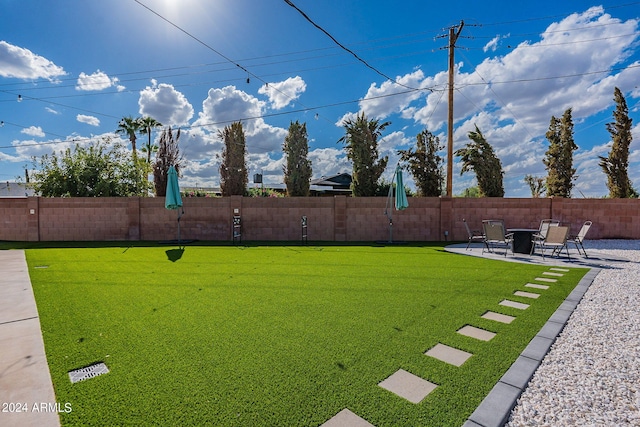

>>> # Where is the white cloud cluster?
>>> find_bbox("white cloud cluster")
[0,41,66,81]
[258,76,307,109]
[195,85,287,154]
[76,70,124,91]
[138,80,194,126]
[20,126,45,138]
[77,114,100,126]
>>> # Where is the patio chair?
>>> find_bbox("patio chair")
[530,219,560,255]
[482,220,513,256]
[463,218,485,250]
[534,225,571,260]
[569,220,592,257]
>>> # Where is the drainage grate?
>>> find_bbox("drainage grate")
[68,362,109,383]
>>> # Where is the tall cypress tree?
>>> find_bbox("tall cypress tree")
[398,129,444,196]
[599,87,636,198]
[455,125,504,197]
[218,122,248,196]
[544,108,577,198]
[283,121,312,196]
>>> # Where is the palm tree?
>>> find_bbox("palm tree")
[138,116,162,164]
[338,112,389,196]
[116,116,141,157]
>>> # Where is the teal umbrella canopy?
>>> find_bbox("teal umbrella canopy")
[165,166,183,210]
[394,165,409,211]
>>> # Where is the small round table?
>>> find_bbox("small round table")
[507,229,538,254]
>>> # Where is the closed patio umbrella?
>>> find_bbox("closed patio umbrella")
[382,164,409,243]
[394,164,409,211]
[165,165,184,243]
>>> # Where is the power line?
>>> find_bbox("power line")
[282,0,432,93]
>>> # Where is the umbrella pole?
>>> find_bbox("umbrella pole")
[177,209,183,245]
[386,182,394,243]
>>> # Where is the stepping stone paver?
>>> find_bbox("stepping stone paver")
[378,369,437,404]
[542,271,563,277]
[457,325,496,341]
[534,277,557,283]
[482,311,516,324]
[550,267,570,272]
[425,343,473,367]
[321,409,375,427]
[514,290,540,299]
[525,283,549,290]
[500,299,530,310]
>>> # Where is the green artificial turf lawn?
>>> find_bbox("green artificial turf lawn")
[25,244,587,426]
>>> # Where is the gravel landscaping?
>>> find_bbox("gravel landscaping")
[507,240,640,426]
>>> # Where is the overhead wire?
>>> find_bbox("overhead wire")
[282,0,433,93]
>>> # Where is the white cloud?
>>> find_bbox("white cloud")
[195,85,287,154]
[138,81,194,126]
[0,41,66,81]
[20,126,45,137]
[45,107,60,115]
[76,70,124,91]
[258,76,307,109]
[483,34,509,52]
[77,114,100,126]
[308,147,351,178]
[360,70,433,120]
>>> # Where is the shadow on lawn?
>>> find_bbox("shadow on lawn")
[165,248,184,262]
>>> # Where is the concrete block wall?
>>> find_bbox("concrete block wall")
[37,198,131,241]
[0,196,638,242]
[0,198,30,241]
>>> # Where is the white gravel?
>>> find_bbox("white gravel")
[507,240,640,427]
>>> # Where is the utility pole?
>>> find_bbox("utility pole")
[446,20,464,197]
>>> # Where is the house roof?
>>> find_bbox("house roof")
[310,173,352,188]
[0,182,35,197]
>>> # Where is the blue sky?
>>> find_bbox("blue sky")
[1,0,639,196]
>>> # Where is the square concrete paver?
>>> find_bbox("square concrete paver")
[457,325,496,341]
[514,290,540,299]
[482,311,516,324]
[542,271,564,277]
[500,299,530,310]
[425,343,472,367]
[321,409,374,427]
[379,369,437,404]
[534,277,557,283]
[525,283,549,290]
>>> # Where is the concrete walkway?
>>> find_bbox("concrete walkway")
[0,250,60,427]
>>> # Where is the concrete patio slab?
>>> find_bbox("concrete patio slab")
[534,277,557,283]
[499,299,530,310]
[425,343,472,367]
[542,271,564,277]
[549,267,570,272]
[321,408,375,427]
[525,282,549,290]
[481,311,515,324]
[378,369,437,404]
[457,325,496,341]
[513,290,540,299]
